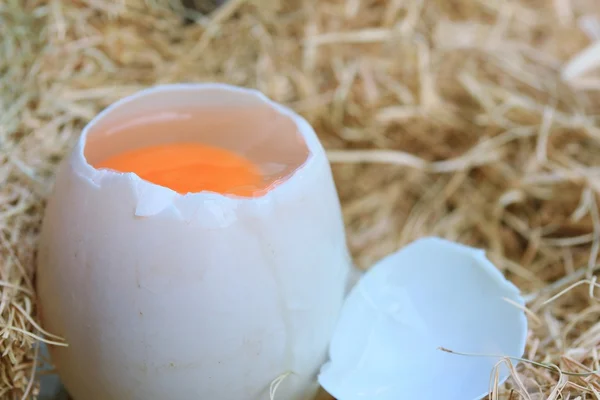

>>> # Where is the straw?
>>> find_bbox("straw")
[1,0,600,397]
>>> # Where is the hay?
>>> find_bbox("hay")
[1,0,600,398]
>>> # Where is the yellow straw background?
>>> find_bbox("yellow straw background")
[1,0,600,398]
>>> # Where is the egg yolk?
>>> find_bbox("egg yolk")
[94,143,265,196]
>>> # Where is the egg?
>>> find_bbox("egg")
[318,237,528,400]
[36,83,352,400]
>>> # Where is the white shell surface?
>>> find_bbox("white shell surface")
[36,84,352,400]
[318,237,528,400]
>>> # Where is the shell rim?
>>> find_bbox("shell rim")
[71,83,324,202]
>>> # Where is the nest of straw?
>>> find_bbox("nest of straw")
[2,0,600,398]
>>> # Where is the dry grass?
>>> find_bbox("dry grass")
[1,0,600,398]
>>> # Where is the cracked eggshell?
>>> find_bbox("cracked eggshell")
[36,84,352,400]
[319,237,528,400]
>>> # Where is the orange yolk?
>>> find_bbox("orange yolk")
[94,143,265,196]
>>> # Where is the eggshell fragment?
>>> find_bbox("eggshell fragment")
[318,237,528,400]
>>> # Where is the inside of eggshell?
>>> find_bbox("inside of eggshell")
[83,93,310,192]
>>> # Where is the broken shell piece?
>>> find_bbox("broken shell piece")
[318,237,528,400]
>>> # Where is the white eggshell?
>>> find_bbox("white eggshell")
[318,237,528,400]
[37,84,352,400]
